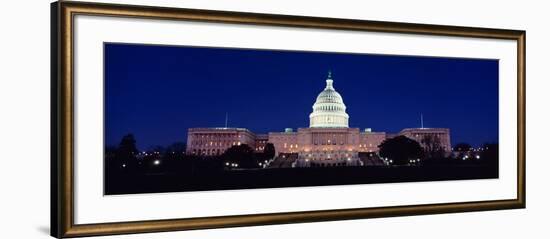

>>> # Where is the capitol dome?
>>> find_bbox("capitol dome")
[309,71,349,128]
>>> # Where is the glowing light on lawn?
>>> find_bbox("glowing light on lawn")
[154,160,160,165]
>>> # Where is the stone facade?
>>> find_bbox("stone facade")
[359,130,387,153]
[399,128,452,152]
[254,134,269,152]
[185,72,451,167]
[186,128,255,156]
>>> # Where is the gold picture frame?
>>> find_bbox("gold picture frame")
[51,1,526,238]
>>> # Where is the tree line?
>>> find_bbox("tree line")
[105,133,498,175]
[105,134,276,176]
[378,135,498,166]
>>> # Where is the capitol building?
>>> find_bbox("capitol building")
[186,72,451,167]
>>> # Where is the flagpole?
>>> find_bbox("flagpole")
[225,112,228,128]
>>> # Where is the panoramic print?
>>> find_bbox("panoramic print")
[104,43,499,195]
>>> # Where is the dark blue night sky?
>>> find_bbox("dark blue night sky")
[105,43,499,150]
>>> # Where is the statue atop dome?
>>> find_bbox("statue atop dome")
[325,71,334,90]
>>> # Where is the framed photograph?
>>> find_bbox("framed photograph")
[51,1,526,238]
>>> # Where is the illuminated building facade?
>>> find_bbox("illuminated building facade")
[186,72,451,166]
[186,128,255,156]
[399,128,452,152]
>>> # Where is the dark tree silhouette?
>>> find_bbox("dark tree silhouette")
[454,143,472,152]
[166,142,186,154]
[222,144,258,168]
[379,136,423,165]
[116,134,138,160]
[105,145,117,161]
[163,142,187,160]
[148,145,166,154]
[107,134,139,172]
[263,143,275,160]
[453,142,472,160]
[421,134,445,159]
